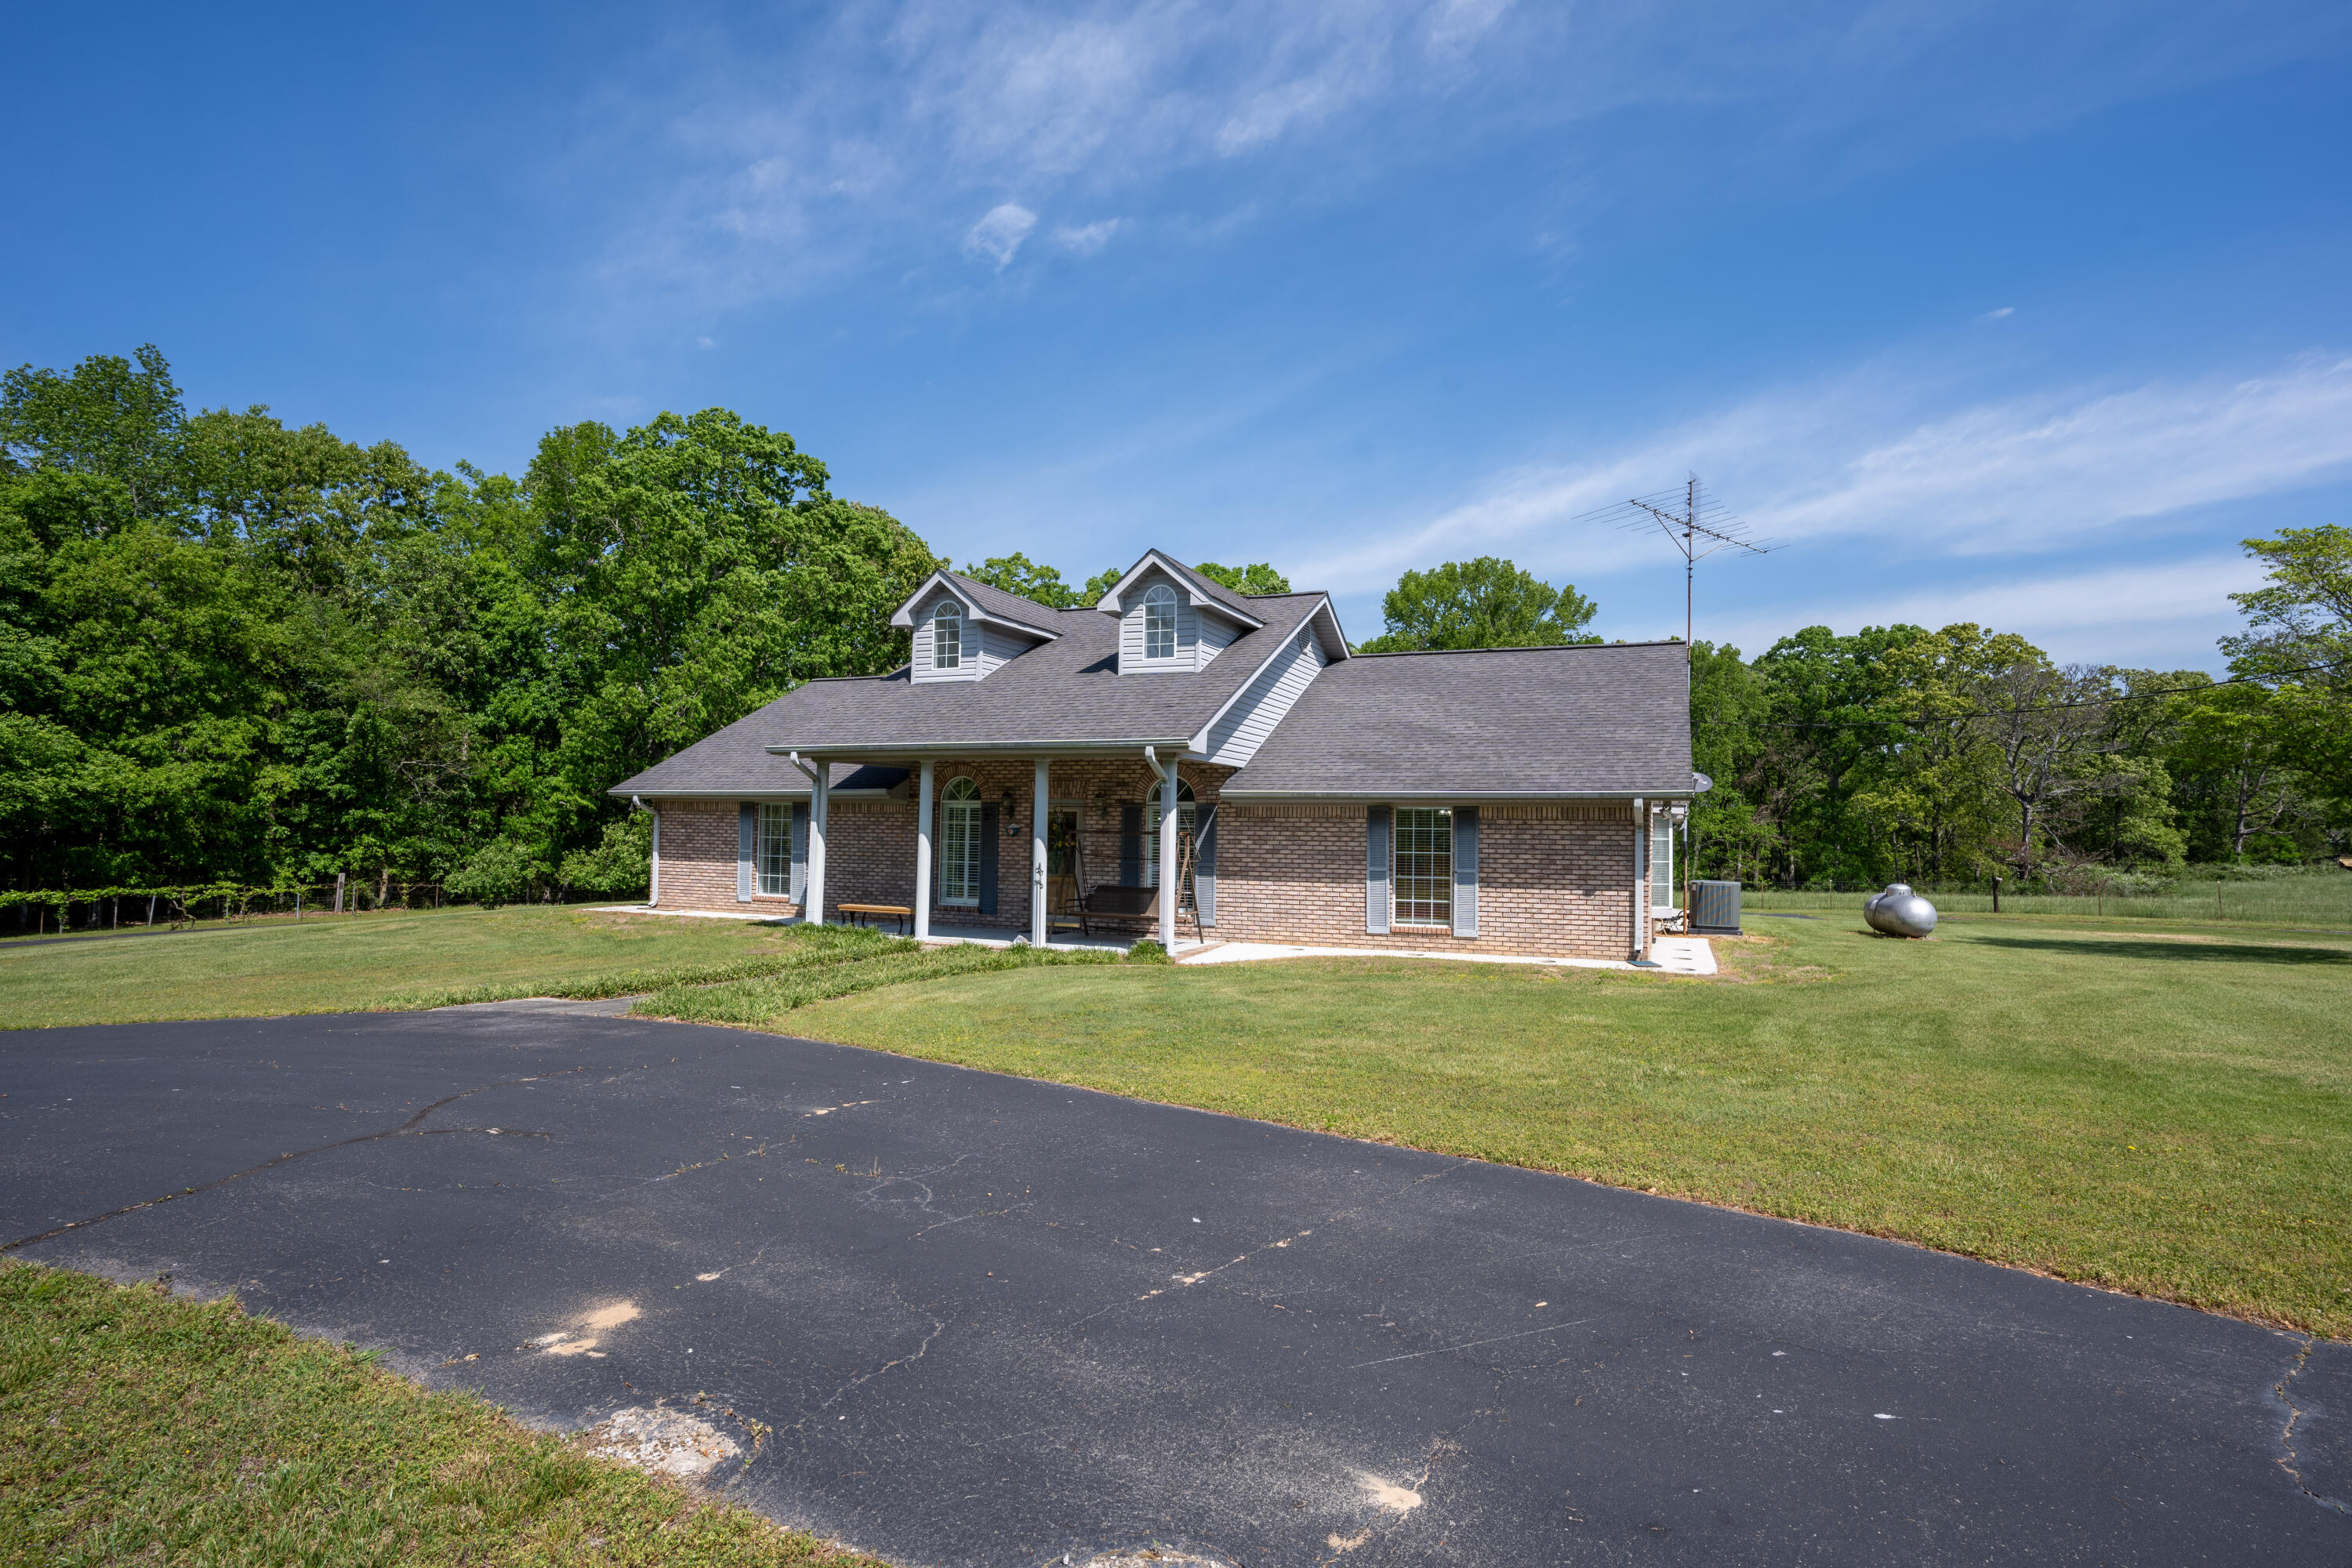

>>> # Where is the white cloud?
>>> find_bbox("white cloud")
[1051,218,1124,256]
[1700,555,2269,666]
[963,202,1038,269]
[1298,353,2352,593]
[583,2,2339,315]
[1977,306,2014,321]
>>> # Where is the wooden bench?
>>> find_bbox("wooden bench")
[1081,886,1160,920]
[837,902,913,935]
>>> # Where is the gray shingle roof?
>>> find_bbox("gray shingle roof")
[1223,641,1696,798]
[1158,558,1263,622]
[611,592,1332,795]
[612,755,904,800]
[936,572,1065,637]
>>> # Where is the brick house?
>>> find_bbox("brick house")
[609,550,1699,961]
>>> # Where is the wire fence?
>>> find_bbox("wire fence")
[1744,873,2352,928]
[1,880,453,937]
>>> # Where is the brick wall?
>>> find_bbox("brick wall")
[1214,803,1640,960]
[648,758,1229,932]
[650,800,801,916]
[654,775,1643,958]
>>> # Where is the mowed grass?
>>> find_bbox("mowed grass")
[693,913,2352,1338]
[0,906,858,1029]
[0,1260,880,1568]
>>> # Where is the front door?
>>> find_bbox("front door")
[1047,808,1081,919]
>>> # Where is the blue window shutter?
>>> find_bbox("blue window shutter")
[790,804,808,900]
[1196,808,1217,926]
[979,804,1000,915]
[1120,805,1142,887]
[736,804,755,902]
[1366,805,1390,935]
[1453,806,1479,938]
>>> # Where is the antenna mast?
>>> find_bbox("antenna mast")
[1577,474,1771,658]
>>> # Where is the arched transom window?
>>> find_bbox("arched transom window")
[1142,583,1178,660]
[1143,777,1196,895]
[939,775,982,905]
[932,600,964,670]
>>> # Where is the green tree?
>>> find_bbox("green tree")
[1357,557,1598,652]
[963,551,1082,607]
[2222,522,2352,808]
[1193,561,1290,595]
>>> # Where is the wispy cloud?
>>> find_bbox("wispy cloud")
[1051,218,1124,255]
[583,2,2336,318]
[964,202,1038,269]
[1977,306,2015,321]
[1700,554,2270,665]
[1297,352,2352,593]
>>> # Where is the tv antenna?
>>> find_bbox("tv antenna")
[1576,474,1772,655]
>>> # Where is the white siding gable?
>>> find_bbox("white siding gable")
[910,590,1042,683]
[1118,567,1252,673]
[1202,623,1329,766]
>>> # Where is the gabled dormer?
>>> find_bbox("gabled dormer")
[890,571,1060,684]
[1092,551,1265,674]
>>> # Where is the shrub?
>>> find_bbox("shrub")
[443,838,547,907]
[1127,939,1172,964]
[558,815,652,896]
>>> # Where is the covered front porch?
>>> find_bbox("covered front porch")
[778,748,1214,953]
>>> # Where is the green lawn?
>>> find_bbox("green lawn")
[0,1260,880,1567]
[0,906,887,1029]
[663,912,2352,1339]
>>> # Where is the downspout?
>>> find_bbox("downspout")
[630,796,658,906]
[1630,797,1660,967]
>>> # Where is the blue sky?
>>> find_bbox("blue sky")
[7,1,2350,669]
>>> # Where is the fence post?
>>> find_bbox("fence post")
[1991,876,2002,913]
[335,872,346,914]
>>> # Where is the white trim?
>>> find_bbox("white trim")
[1089,550,1265,628]
[889,569,1062,638]
[1186,595,1342,750]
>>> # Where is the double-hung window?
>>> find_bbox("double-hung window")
[1142,779,1196,898]
[939,777,982,905]
[1142,583,1177,660]
[757,803,792,896]
[933,601,963,670]
[1393,806,1453,928]
[1650,813,1676,911]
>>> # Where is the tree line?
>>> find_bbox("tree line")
[6,345,2344,906]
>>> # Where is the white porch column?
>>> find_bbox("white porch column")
[914,760,934,942]
[1159,754,1180,951]
[1031,758,1050,946]
[807,764,829,925]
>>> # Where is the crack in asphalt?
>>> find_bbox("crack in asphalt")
[1,1067,594,1254]
[1352,1317,1598,1369]
[2273,1335,2352,1515]
[789,1308,953,1441]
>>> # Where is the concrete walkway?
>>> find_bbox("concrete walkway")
[5,1009,2343,1566]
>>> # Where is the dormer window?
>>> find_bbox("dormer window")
[1142,583,1178,660]
[933,601,963,670]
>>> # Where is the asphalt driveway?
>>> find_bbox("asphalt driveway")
[4,1004,2347,1566]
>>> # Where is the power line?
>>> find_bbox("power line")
[1689,657,2350,732]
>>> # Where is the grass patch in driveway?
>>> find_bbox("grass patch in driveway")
[0,1259,880,1567]
[735,915,2352,1338]
[637,941,1125,1024]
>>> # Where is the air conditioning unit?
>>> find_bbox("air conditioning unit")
[1690,880,1741,935]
